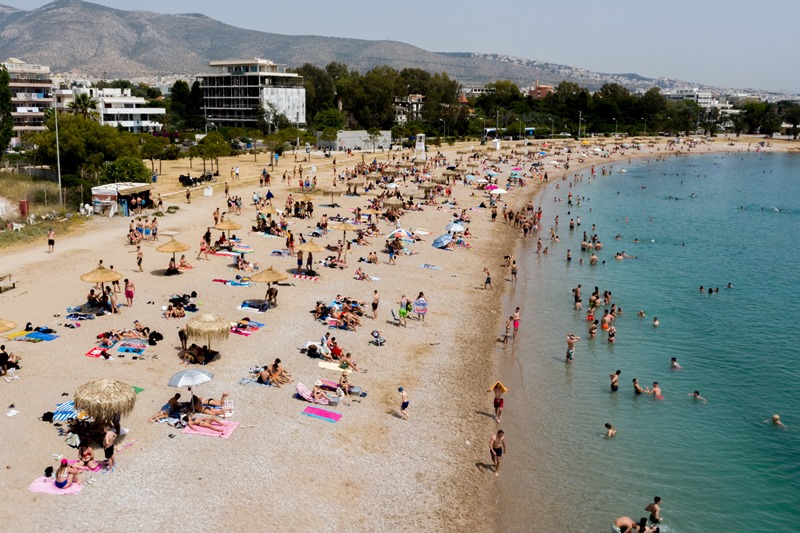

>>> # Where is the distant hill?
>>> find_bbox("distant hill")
[0,0,747,93]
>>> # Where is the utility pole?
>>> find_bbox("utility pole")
[55,107,63,207]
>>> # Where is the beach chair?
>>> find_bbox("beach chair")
[295,382,340,405]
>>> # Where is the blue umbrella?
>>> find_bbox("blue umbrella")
[432,234,454,249]
[465,174,475,181]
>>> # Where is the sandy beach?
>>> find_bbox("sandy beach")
[0,135,788,532]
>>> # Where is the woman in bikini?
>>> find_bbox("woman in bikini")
[77,445,99,470]
[54,459,81,489]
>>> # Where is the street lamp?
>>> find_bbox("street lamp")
[612,117,618,138]
[480,117,486,139]
[516,118,522,140]
[641,117,647,136]
[440,118,445,140]
[54,108,63,207]
[549,118,554,140]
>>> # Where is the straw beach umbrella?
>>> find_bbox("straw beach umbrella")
[296,240,325,254]
[186,313,230,350]
[156,238,191,262]
[384,197,403,209]
[261,204,279,217]
[0,319,17,333]
[80,266,123,285]
[297,194,314,203]
[74,378,137,423]
[214,219,242,239]
[321,187,344,207]
[250,266,290,284]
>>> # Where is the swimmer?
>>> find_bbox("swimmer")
[632,378,645,395]
[637,310,646,318]
[604,423,616,438]
[609,370,621,392]
[653,317,659,327]
[764,414,787,429]
[689,391,707,404]
[645,496,663,524]
[726,282,733,289]
[649,382,663,400]
[670,357,681,370]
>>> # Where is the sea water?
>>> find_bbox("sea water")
[497,152,800,532]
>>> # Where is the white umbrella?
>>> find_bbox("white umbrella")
[168,369,213,388]
[474,178,489,184]
[386,183,399,189]
[489,188,508,195]
[446,222,465,233]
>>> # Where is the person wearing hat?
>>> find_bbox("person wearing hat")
[312,380,327,403]
[54,458,81,489]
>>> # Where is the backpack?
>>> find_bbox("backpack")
[41,412,54,423]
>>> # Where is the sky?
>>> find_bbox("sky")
[13,0,799,93]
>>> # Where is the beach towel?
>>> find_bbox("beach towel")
[181,419,239,438]
[230,328,251,337]
[119,340,148,347]
[28,476,83,495]
[85,347,108,358]
[117,346,145,354]
[318,361,352,374]
[271,249,291,257]
[420,263,442,270]
[4,331,29,340]
[239,377,271,387]
[66,313,94,321]
[295,382,330,405]
[52,400,79,422]
[256,233,280,238]
[413,299,429,317]
[213,279,251,287]
[302,406,342,423]
[211,251,239,257]
[293,274,319,282]
[320,379,363,397]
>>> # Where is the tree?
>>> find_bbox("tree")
[363,127,382,152]
[199,131,230,173]
[314,108,345,130]
[140,135,169,173]
[68,92,99,119]
[102,155,150,183]
[782,103,800,139]
[186,81,205,130]
[168,80,191,130]
[0,65,13,155]
[293,63,336,125]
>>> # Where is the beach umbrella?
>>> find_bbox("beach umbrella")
[489,188,508,195]
[383,168,399,175]
[383,197,403,208]
[486,184,498,191]
[186,313,230,350]
[322,188,344,207]
[397,161,414,168]
[250,266,289,285]
[297,240,325,253]
[456,150,470,155]
[432,234,453,249]
[331,221,359,260]
[486,170,498,177]
[297,194,314,203]
[385,182,399,189]
[446,222,465,233]
[261,204,279,216]
[467,162,479,168]
[442,169,458,177]
[431,175,449,184]
[388,228,414,241]
[366,171,382,180]
[156,238,191,262]
[74,378,137,423]
[418,182,437,190]
[0,319,16,334]
[214,219,243,239]
[80,266,123,285]
[474,178,489,184]
[168,368,213,389]
[362,208,381,216]
[347,177,366,187]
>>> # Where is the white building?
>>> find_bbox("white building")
[316,130,391,152]
[394,94,425,124]
[1,58,53,146]
[198,58,306,129]
[663,88,716,108]
[54,87,165,133]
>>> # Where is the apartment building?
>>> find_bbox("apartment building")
[2,57,53,146]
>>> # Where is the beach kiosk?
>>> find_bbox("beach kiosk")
[91,182,152,216]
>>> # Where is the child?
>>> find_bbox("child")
[503,316,513,344]
[399,387,409,420]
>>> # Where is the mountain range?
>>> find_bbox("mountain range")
[0,0,776,95]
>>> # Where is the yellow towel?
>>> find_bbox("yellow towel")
[488,381,508,393]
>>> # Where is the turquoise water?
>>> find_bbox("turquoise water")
[497,152,800,532]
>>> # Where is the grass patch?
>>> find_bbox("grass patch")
[0,215,86,250]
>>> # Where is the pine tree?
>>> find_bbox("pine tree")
[0,65,14,154]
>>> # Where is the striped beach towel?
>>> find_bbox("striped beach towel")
[293,274,318,282]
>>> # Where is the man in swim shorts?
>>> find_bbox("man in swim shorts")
[610,370,621,392]
[399,387,409,420]
[489,430,506,476]
[491,383,505,423]
[47,227,55,253]
[566,334,580,362]
[645,496,663,524]
[483,268,492,290]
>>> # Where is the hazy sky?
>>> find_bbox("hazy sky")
[15,0,799,92]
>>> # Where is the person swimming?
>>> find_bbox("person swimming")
[650,382,663,400]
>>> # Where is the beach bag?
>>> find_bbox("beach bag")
[44,466,54,478]
[307,345,319,358]
[40,411,54,423]
[406,302,413,312]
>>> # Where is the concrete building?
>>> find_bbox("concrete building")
[316,130,391,152]
[394,94,425,124]
[662,88,715,108]
[2,58,53,146]
[53,87,165,133]
[197,58,306,129]
[527,80,554,99]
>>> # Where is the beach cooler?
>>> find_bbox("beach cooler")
[204,186,213,197]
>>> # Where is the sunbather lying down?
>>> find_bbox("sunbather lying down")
[192,393,230,416]
[149,393,183,423]
[183,414,226,433]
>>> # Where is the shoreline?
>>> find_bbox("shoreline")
[0,138,794,532]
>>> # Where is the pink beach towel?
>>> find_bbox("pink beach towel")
[302,406,342,423]
[181,420,239,438]
[28,476,83,495]
[293,274,319,282]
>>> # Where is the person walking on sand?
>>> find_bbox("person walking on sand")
[398,295,409,327]
[130,245,143,272]
[490,430,506,476]
[489,382,507,423]
[47,227,55,253]
[399,387,409,420]
[371,290,380,320]
[484,268,493,290]
[103,426,117,473]
[185,187,191,204]
[124,278,135,308]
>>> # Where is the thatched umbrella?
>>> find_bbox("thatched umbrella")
[321,188,344,207]
[366,171,382,180]
[456,150,471,155]
[431,175,449,184]
[297,194,314,203]
[74,378,137,423]
[0,319,16,334]
[186,313,230,350]
[467,162,480,168]
[397,161,413,168]
[250,266,290,284]
[297,240,325,254]
[261,204,279,216]
[384,197,404,209]
[330,221,359,261]
[80,266,123,285]
[214,219,243,239]
[156,238,191,262]
[383,168,399,175]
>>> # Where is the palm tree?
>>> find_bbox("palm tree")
[68,93,99,119]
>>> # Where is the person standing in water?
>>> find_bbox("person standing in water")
[565,334,580,362]
[645,496,663,524]
[512,307,521,338]
[610,370,621,392]
[489,382,507,423]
